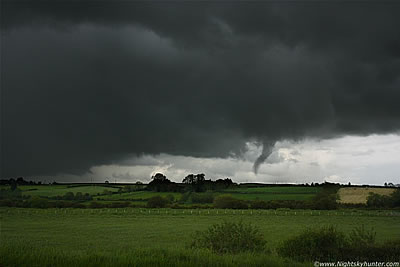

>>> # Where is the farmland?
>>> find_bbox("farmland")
[4,184,322,203]
[338,187,396,204]
[1,207,399,266]
[16,184,120,197]
[1,183,399,266]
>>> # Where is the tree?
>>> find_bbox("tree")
[182,173,206,192]
[183,174,195,184]
[152,173,167,182]
[75,192,83,200]
[148,173,172,192]
[63,192,75,201]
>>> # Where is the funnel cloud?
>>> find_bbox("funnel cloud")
[253,141,276,174]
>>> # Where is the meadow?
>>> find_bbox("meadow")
[16,184,120,197]
[1,207,399,266]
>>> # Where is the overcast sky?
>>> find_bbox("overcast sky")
[1,1,400,185]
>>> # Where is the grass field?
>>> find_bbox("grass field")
[1,207,399,266]
[94,191,182,202]
[1,184,322,202]
[338,187,396,204]
[223,186,321,201]
[1,185,121,197]
[92,186,321,203]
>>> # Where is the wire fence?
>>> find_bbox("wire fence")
[1,207,399,217]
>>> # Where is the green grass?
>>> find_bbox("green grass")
[13,185,121,197]
[0,245,308,267]
[1,207,399,266]
[223,186,321,201]
[94,186,321,202]
[94,191,182,201]
[1,185,321,203]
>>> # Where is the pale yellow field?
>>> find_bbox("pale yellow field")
[338,187,396,204]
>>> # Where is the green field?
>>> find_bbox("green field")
[1,185,321,203]
[1,207,399,266]
[92,186,321,203]
[94,191,182,202]
[1,185,121,197]
[223,186,321,201]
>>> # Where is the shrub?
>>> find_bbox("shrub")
[165,194,175,203]
[250,200,269,209]
[347,225,376,247]
[63,192,75,201]
[367,193,393,208]
[179,192,191,203]
[313,194,338,210]
[213,195,248,209]
[89,201,105,209]
[343,226,400,261]
[191,192,214,204]
[277,226,347,262]
[147,196,169,208]
[278,225,400,262]
[108,201,131,208]
[191,221,267,254]
[391,189,400,207]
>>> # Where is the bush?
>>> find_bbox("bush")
[213,195,248,209]
[278,225,400,262]
[367,193,393,208]
[29,196,51,208]
[313,194,338,210]
[343,226,399,261]
[249,200,269,209]
[108,201,131,208]
[147,196,169,208]
[347,225,376,247]
[191,221,267,254]
[191,192,214,204]
[63,192,75,201]
[165,194,175,203]
[179,192,191,204]
[312,184,339,210]
[277,226,347,262]
[89,201,105,209]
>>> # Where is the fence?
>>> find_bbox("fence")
[1,207,399,217]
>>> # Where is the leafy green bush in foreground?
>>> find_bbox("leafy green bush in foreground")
[277,225,400,262]
[191,221,267,254]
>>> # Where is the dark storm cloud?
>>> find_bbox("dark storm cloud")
[1,1,400,177]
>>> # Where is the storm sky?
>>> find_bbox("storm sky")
[1,1,400,184]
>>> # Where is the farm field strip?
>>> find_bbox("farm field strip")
[16,185,121,197]
[1,207,399,217]
[2,207,399,251]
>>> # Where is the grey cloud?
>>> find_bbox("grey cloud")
[1,2,400,177]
